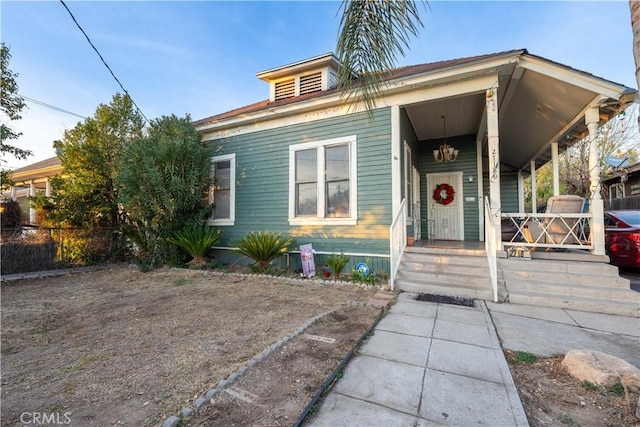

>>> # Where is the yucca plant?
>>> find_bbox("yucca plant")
[168,225,222,269]
[233,231,295,271]
[325,252,350,280]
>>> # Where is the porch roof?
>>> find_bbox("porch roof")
[194,49,636,174]
[11,156,62,183]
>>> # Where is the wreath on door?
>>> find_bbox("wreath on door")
[433,183,455,205]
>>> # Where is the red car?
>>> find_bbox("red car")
[605,210,640,268]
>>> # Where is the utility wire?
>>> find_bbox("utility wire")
[19,94,87,120]
[59,0,149,124]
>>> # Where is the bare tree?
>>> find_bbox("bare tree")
[631,1,640,130]
[561,104,639,198]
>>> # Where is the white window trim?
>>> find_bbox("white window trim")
[208,153,236,226]
[404,141,413,221]
[289,135,358,226]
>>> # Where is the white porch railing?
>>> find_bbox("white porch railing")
[484,197,498,303]
[389,198,407,290]
[501,212,593,250]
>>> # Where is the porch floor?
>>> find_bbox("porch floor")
[413,240,484,251]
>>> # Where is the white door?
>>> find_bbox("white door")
[413,167,421,241]
[426,172,464,240]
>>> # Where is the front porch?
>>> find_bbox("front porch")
[386,51,637,315]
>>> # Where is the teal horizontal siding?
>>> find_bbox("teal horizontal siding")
[482,170,520,213]
[206,107,392,256]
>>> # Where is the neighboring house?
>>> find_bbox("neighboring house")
[4,156,62,225]
[194,49,639,315]
[603,160,640,208]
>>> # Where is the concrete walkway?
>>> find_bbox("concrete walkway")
[310,293,640,426]
[310,294,529,426]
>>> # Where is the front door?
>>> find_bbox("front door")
[426,172,464,240]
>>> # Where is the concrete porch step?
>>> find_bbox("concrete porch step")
[505,279,640,302]
[402,252,489,268]
[394,279,495,301]
[501,269,630,289]
[507,289,640,317]
[500,257,624,276]
[405,246,486,257]
[396,269,491,287]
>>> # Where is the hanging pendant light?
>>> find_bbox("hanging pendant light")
[433,115,459,163]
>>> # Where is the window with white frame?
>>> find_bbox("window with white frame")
[208,153,236,226]
[289,136,357,225]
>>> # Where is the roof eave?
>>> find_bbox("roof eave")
[196,53,523,134]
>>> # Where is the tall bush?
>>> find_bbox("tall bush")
[118,115,213,269]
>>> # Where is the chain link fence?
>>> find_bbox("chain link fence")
[1,226,128,274]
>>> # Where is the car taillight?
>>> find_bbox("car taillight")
[629,232,640,244]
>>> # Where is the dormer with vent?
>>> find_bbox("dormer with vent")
[256,53,341,102]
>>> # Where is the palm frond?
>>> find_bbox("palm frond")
[233,231,295,271]
[336,0,425,112]
[168,225,222,268]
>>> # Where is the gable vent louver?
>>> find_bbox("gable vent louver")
[275,79,295,100]
[299,72,322,95]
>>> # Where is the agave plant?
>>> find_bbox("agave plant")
[325,251,350,280]
[233,231,295,271]
[167,225,222,269]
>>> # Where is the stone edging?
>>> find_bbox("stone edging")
[198,268,387,291]
[161,309,336,427]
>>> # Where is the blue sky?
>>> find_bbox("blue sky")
[1,1,636,169]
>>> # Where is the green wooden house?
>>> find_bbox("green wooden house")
[194,49,639,315]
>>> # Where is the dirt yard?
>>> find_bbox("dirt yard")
[506,350,640,426]
[3,267,639,427]
[1,267,379,426]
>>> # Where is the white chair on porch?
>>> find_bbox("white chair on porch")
[525,195,586,246]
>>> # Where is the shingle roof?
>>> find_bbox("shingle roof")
[12,156,61,174]
[193,49,527,127]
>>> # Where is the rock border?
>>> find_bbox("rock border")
[199,268,389,292]
[160,309,335,427]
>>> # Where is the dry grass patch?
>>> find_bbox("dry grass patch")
[1,266,377,426]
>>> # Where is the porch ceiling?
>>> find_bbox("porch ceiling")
[402,64,632,174]
[405,94,485,140]
[499,69,596,171]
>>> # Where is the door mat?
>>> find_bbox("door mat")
[415,293,475,307]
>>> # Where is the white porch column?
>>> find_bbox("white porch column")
[486,88,502,248]
[10,186,17,201]
[29,180,36,224]
[530,161,537,213]
[586,107,605,256]
[45,178,51,197]
[551,141,560,196]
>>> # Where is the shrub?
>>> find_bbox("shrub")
[0,200,22,228]
[514,351,537,364]
[168,226,222,269]
[350,267,377,286]
[325,252,350,280]
[118,115,213,270]
[233,231,294,271]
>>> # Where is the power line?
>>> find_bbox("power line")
[59,0,149,124]
[19,94,87,119]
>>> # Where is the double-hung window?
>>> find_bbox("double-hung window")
[289,136,357,225]
[208,153,236,226]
